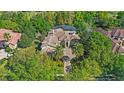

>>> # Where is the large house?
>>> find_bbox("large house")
[97,28,124,54]
[41,25,80,73]
[0,29,21,49]
[41,25,80,57]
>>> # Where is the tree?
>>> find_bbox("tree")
[86,31,113,74]
[0,12,14,20]
[53,45,64,61]
[5,46,64,80]
[0,60,8,80]
[4,33,11,42]
[0,20,18,30]
[73,12,96,33]
[73,12,87,32]
[65,58,102,80]
[72,43,84,61]
[55,12,74,25]
[44,12,56,27]
[30,14,52,36]
[111,54,124,80]
[18,23,36,48]
[117,11,124,28]
[18,34,32,48]
[95,12,119,29]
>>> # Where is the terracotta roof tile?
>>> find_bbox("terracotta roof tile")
[0,29,21,45]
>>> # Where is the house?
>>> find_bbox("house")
[0,29,21,49]
[0,29,21,60]
[41,25,80,55]
[41,25,80,73]
[110,28,124,54]
[97,28,124,54]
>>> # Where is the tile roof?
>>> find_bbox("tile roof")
[70,34,80,40]
[41,27,80,60]
[0,29,21,45]
[42,34,59,47]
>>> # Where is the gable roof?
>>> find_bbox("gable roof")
[42,34,59,47]
[0,29,21,45]
[54,25,76,31]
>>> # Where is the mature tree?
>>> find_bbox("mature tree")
[65,58,102,80]
[0,60,8,80]
[72,43,84,61]
[0,20,18,30]
[116,11,124,28]
[18,33,32,48]
[95,12,119,29]
[30,13,52,36]
[44,12,56,27]
[5,46,63,80]
[85,31,113,74]
[111,54,124,80]
[55,12,74,25]
[73,12,96,33]
[18,23,36,48]
[73,12,87,32]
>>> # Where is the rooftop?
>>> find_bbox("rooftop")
[0,29,21,45]
[111,28,124,38]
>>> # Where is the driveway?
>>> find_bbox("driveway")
[0,49,8,60]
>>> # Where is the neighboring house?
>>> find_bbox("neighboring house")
[97,28,124,54]
[0,29,21,49]
[0,29,21,60]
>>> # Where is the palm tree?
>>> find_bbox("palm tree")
[54,45,63,61]
[3,33,11,42]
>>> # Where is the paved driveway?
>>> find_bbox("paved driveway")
[0,49,8,60]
